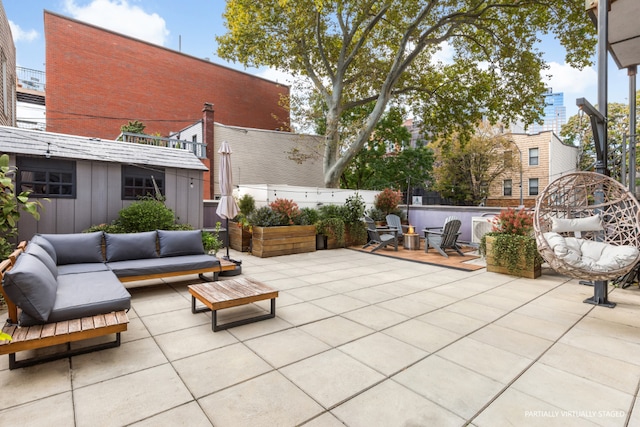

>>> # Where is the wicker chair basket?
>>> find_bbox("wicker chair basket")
[533,172,640,281]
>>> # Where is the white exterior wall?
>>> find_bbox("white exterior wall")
[549,132,579,181]
[169,120,203,144]
[16,100,45,130]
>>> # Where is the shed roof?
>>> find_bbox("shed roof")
[588,0,640,69]
[0,126,208,171]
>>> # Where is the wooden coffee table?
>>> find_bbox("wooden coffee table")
[188,277,279,331]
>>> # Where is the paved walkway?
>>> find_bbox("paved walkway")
[2,248,640,426]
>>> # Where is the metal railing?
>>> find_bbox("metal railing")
[17,67,46,92]
[118,132,207,159]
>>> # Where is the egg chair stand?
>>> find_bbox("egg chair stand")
[534,172,640,308]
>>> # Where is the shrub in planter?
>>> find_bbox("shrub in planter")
[374,188,402,216]
[248,206,285,227]
[296,207,320,225]
[316,217,345,247]
[269,198,300,225]
[117,197,176,232]
[202,222,223,256]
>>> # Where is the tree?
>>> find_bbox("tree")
[431,123,518,205]
[218,1,595,188]
[561,99,640,181]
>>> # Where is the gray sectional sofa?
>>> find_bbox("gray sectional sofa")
[3,230,221,326]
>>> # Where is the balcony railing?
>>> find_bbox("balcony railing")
[118,132,207,159]
[17,67,46,92]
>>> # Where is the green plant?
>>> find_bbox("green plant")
[318,203,345,219]
[203,222,223,255]
[84,223,125,234]
[269,198,300,225]
[237,194,256,216]
[316,217,345,246]
[296,207,319,225]
[0,154,46,259]
[248,206,285,227]
[117,196,176,232]
[345,221,367,245]
[479,208,542,274]
[366,207,385,222]
[374,188,402,216]
[343,193,365,224]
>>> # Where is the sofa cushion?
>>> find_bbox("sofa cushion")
[39,232,104,265]
[157,230,204,257]
[107,254,219,278]
[19,271,131,326]
[3,254,58,323]
[57,263,111,275]
[105,231,159,262]
[25,243,58,278]
[30,235,57,264]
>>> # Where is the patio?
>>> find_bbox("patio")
[2,247,640,426]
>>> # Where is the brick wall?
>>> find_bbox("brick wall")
[0,1,16,127]
[44,11,289,139]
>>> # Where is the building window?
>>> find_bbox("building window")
[529,178,539,196]
[122,165,165,200]
[17,157,76,198]
[529,148,539,166]
[503,179,512,196]
[191,134,197,143]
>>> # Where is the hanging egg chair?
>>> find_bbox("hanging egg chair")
[533,172,640,281]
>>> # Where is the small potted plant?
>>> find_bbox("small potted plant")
[316,204,346,249]
[202,222,223,256]
[479,208,543,279]
[230,194,255,251]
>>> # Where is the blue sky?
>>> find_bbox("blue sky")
[4,0,632,121]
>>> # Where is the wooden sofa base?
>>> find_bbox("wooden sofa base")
[0,311,129,369]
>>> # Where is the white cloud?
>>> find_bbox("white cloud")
[8,21,39,43]
[64,0,169,46]
[542,61,597,97]
[430,41,454,65]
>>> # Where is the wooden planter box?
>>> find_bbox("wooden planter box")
[229,221,252,252]
[485,235,541,279]
[252,225,316,258]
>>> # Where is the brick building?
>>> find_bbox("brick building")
[44,11,289,140]
[0,1,16,127]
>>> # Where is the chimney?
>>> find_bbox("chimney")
[203,103,215,199]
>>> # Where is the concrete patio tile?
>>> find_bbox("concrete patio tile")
[276,302,335,326]
[417,309,488,335]
[514,302,584,327]
[586,302,640,328]
[173,342,272,398]
[539,342,640,395]
[437,337,534,384]
[339,332,428,376]
[120,316,151,343]
[285,286,336,301]
[377,296,439,317]
[130,401,213,427]
[244,328,331,368]
[394,355,504,419]
[559,327,640,366]
[511,363,630,425]
[494,311,574,341]
[310,294,369,314]
[301,412,346,426]
[319,279,372,293]
[466,292,528,311]
[0,391,75,427]
[245,270,289,282]
[267,290,303,307]
[154,324,238,361]
[258,276,309,291]
[628,395,640,427]
[344,287,396,304]
[225,316,294,341]
[574,316,640,345]
[300,316,375,347]
[332,379,464,427]
[408,289,460,308]
[199,371,324,427]
[469,324,553,359]
[280,349,385,409]
[474,387,600,427]
[443,299,509,322]
[72,337,168,388]
[130,291,190,317]
[0,359,70,410]
[429,283,486,299]
[530,294,594,315]
[384,318,461,352]
[371,280,424,297]
[140,307,210,336]
[73,364,193,427]
[342,305,409,330]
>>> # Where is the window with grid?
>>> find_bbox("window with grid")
[529,148,539,166]
[122,165,165,200]
[529,178,539,196]
[17,157,76,198]
[503,179,512,196]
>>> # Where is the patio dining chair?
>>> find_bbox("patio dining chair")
[363,216,398,252]
[423,218,464,258]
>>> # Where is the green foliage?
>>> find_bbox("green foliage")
[248,206,286,227]
[345,221,367,246]
[218,1,594,187]
[237,194,256,216]
[366,207,385,222]
[84,223,126,234]
[343,194,365,224]
[296,207,319,225]
[316,217,345,247]
[117,198,176,232]
[202,222,223,255]
[374,188,402,216]
[0,154,46,259]
[269,198,300,225]
[120,120,146,135]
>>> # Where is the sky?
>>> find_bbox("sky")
[4,0,634,122]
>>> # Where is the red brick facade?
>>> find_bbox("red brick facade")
[44,11,289,139]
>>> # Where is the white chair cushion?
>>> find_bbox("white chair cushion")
[551,215,603,233]
[543,232,639,273]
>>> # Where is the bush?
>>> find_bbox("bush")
[269,198,300,225]
[248,206,286,227]
[318,204,346,220]
[117,197,176,232]
[343,194,365,224]
[346,221,367,245]
[237,194,256,216]
[316,217,345,246]
[202,222,223,255]
[374,188,402,216]
[296,207,319,225]
[366,207,385,222]
[84,223,125,234]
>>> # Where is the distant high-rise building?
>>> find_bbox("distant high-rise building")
[528,89,566,135]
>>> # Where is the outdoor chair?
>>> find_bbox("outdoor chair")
[424,218,464,258]
[385,214,408,243]
[363,216,398,252]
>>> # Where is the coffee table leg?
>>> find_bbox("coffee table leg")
[191,296,211,314]
[211,298,277,332]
